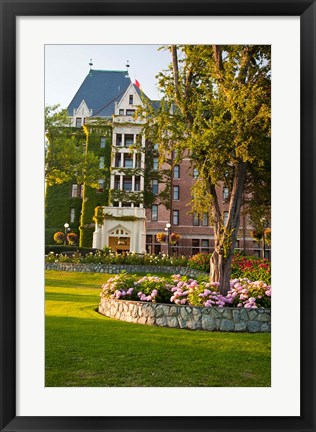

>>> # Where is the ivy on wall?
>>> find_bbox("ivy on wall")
[109,190,144,206]
[144,142,172,208]
[45,182,82,244]
[79,124,112,247]
[93,206,144,226]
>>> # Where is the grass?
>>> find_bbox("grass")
[45,270,271,387]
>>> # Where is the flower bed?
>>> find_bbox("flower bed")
[99,273,271,333]
[45,251,271,284]
[100,272,271,309]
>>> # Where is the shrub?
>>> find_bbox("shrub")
[188,253,211,272]
[45,245,99,255]
[231,253,271,284]
[226,279,271,309]
[100,272,173,303]
[100,273,271,309]
[136,275,174,303]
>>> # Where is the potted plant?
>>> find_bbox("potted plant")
[156,232,167,243]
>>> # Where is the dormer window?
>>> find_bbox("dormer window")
[119,109,124,115]
[126,109,135,116]
[129,95,133,105]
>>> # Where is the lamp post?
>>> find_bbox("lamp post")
[165,222,171,256]
[64,222,69,246]
[260,217,266,259]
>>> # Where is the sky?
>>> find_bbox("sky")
[45,45,172,109]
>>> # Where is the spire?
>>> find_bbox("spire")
[89,59,93,70]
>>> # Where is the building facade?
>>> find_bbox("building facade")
[45,68,270,258]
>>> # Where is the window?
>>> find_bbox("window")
[129,95,133,104]
[99,156,104,169]
[202,213,209,226]
[153,143,159,150]
[114,176,121,190]
[135,153,141,168]
[124,154,133,168]
[70,208,75,223]
[123,177,132,191]
[100,137,106,148]
[119,109,124,115]
[172,149,178,159]
[173,165,180,179]
[75,118,82,128]
[173,185,179,200]
[224,211,229,226]
[192,212,199,226]
[71,184,78,198]
[146,235,153,243]
[126,109,135,116]
[152,179,158,194]
[223,187,229,201]
[192,239,200,255]
[124,134,134,147]
[173,210,179,225]
[151,205,158,221]
[201,239,209,253]
[153,157,158,171]
[116,134,122,146]
[193,168,199,179]
[98,179,104,192]
[134,176,141,191]
[115,154,121,167]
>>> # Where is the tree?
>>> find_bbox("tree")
[140,45,271,294]
[45,104,103,188]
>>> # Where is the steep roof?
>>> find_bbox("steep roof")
[133,85,161,111]
[67,69,132,117]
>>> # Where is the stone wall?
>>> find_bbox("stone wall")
[99,298,271,333]
[45,262,205,277]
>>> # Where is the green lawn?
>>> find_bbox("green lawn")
[45,270,271,387]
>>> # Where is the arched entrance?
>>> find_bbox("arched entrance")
[108,226,131,254]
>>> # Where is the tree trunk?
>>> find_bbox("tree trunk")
[209,161,247,295]
[210,246,233,295]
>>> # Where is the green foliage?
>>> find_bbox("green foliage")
[45,105,103,187]
[139,45,271,292]
[109,189,144,206]
[231,253,271,284]
[45,245,99,255]
[45,250,189,267]
[79,226,95,248]
[188,253,212,272]
[79,124,112,247]
[45,182,82,245]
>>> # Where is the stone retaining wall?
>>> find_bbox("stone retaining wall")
[99,298,271,333]
[45,262,205,277]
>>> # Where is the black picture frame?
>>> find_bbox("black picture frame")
[1,1,315,431]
